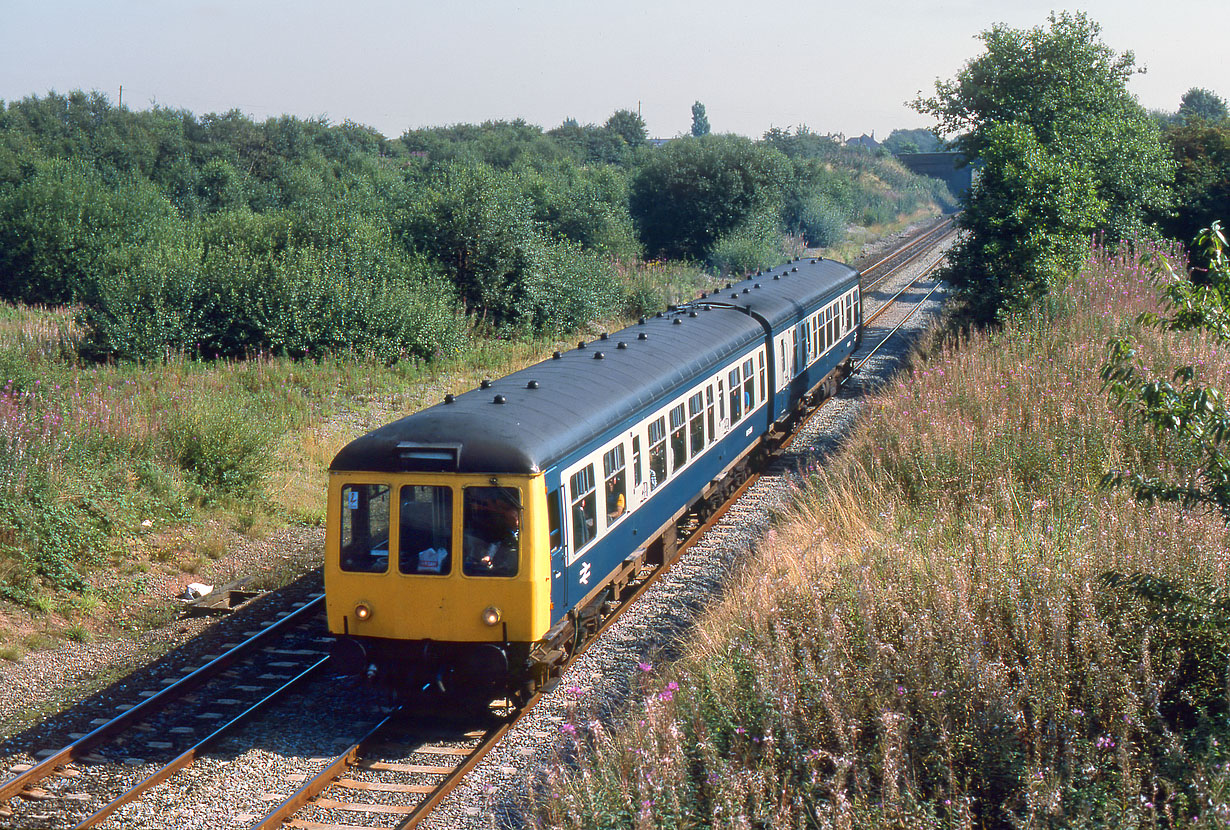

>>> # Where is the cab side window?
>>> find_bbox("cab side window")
[339,484,390,573]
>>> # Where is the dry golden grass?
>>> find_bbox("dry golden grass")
[537,240,1230,829]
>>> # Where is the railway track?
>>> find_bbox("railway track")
[0,595,334,829]
[238,221,955,830]
[0,218,954,830]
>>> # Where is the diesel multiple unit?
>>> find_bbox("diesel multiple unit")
[325,256,862,701]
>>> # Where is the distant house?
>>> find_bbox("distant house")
[845,133,879,150]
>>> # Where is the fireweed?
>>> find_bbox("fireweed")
[536,238,1230,829]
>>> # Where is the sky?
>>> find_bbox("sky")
[2,1,1226,142]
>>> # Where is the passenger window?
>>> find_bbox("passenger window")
[689,391,705,457]
[718,379,726,422]
[742,358,755,412]
[706,386,716,442]
[728,367,742,422]
[398,485,452,575]
[463,486,520,577]
[570,466,597,551]
[758,352,766,401]
[603,445,627,525]
[670,404,687,471]
[648,417,667,489]
[339,484,390,573]
[829,307,837,344]
[632,434,643,488]
[812,317,820,358]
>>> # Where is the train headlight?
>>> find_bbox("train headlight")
[354,602,373,622]
[481,606,501,626]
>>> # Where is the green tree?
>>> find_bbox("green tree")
[1179,87,1228,124]
[914,11,1171,239]
[943,122,1104,320]
[690,101,710,137]
[629,135,790,260]
[604,109,647,150]
[1160,119,1230,245]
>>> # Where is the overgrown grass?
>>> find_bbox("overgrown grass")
[537,239,1230,829]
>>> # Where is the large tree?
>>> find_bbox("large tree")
[914,11,1171,239]
[914,12,1172,319]
[1179,87,1229,124]
[690,101,710,137]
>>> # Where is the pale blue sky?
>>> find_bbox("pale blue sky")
[1,1,1224,140]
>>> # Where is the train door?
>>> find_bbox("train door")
[548,487,567,613]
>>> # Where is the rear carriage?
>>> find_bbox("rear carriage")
[325,257,861,700]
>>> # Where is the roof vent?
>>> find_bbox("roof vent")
[754,283,761,289]
[578,340,586,348]
[731,293,739,299]
[774,274,781,280]
[480,379,492,389]
[725,283,733,289]
[638,332,648,340]
[689,311,698,318]
[599,332,609,340]
[700,292,708,299]
[552,351,562,359]
[791,267,798,272]
[493,394,507,404]
[639,317,646,325]
[594,351,605,359]
[742,288,750,294]
[656,311,664,318]
[444,393,455,404]
[527,380,539,389]
[673,318,682,325]
[617,341,628,349]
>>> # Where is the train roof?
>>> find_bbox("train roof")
[330,257,859,476]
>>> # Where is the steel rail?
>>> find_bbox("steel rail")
[861,224,954,295]
[859,216,953,277]
[864,258,944,329]
[74,656,333,829]
[0,594,325,806]
[855,277,946,375]
[250,708,405,830]
[247,225,957,830]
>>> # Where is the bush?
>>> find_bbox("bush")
[162,396,274,500]
[794,197,846,248]
[629,135,791,261]
[705,208,790,275]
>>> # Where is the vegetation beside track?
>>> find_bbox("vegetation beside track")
[536,238,1230,828]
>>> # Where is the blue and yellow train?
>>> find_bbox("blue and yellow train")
[325,256,862,701]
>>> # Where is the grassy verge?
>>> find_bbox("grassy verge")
[0,260,727,654]
[536,239,1230,829]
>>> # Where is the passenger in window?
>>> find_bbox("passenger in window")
[606,480,626,521]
